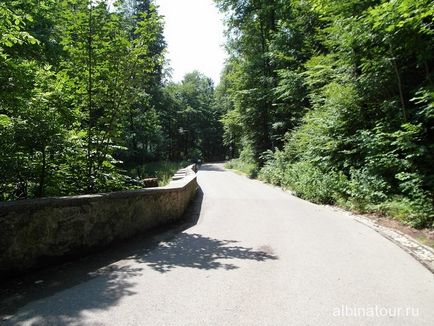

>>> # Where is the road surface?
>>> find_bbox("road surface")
[2,163,434,325]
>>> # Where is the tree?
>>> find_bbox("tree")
[161,71,224,162]
[0,0,225,200]
[218,0,434,227]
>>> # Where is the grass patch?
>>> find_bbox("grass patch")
[416,236,434,249]
[225,159,259,178]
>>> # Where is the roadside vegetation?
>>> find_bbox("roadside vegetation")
[2,0,433,230]
[225,159,258,178]
[217,0,434,229]
[0,0,224,200]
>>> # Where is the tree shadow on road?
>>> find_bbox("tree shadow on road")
[0,187,278,325]
[131,187,278,272]
[136,233,278,273]
[3,265,141,326]
[199,163,226,172]
[0,189,206,321]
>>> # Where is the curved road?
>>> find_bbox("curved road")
[2,163,434,325]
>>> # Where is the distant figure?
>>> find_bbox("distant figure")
[197,159,202,168]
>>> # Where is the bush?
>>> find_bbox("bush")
[225,143,259,178]
[279,161,347,204]
[258,149,286,186]
[347,168,390,208]
[374,197,434,228]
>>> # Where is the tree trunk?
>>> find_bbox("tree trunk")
[37,147,46,197]
[391,58,407,122]
[87,1,94,192]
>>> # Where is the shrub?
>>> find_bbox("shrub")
[225,159,259,178]
[280,161,347,204]
[346,168,390,209]
[258,149,286,186]
[375,196,434,228]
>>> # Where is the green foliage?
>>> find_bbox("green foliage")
[281,163,347,205]
[160,71,224,162]
[260,158,347,204]
[258,149,286,186]
[374,197,434,229]
[218,0,434,228]
[0,0,225,200]
[225,159,259,179]
[225,141,259,177]
[0,2,38,60]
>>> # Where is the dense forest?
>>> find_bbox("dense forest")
[216,0,434,228]
[0,0,224,200]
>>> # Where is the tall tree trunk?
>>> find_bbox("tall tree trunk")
[87,1,94,192]
[388,44,407,123]
[37,146,46,197]
[392,60,407,122]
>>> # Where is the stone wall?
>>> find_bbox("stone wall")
[0,165,198,277]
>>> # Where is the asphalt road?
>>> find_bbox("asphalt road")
[2,163,434,325]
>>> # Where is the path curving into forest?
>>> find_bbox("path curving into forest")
[2,163,434,325]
